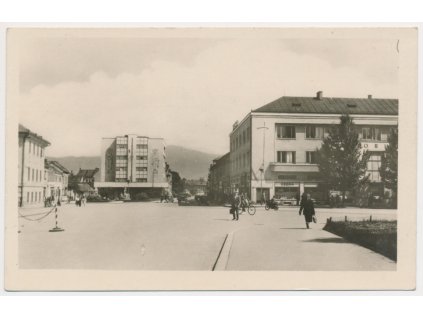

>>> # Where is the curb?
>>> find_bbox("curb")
[212,232,234,271]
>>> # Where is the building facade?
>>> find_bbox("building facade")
[45,160,71,202]
[207,152,231,202]
[97,135,170,198]
[229,92,398,203]
[18,124,51,207]
[68,168,99,196]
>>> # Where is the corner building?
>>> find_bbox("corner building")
[230,92,398,203]
[18,124,50,207]
[97,135,169,198]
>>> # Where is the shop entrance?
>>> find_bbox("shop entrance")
[256,188,270,204]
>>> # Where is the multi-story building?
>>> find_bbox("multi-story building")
[45,160,71,201]
[97,134,170,198]
[207,152,231,202]
[18,124,51,207]
[229,91,398,203]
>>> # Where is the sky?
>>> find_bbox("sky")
[17,31,399,157]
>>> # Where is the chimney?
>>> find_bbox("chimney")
[368,94,372,99]
[316,91,323,100]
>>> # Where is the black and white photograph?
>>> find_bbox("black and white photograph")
[4,27,417,290]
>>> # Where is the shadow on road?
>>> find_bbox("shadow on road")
[213,218,233,221]
[303,237,348,243]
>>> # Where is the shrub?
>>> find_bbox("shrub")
[324,220,397,261]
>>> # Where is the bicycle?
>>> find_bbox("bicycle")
[239,202,256,215]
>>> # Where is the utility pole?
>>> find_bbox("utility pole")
[257,122,269,204]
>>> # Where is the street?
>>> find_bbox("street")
[18,202,397,271]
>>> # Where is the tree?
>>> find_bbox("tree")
[170,170,184,194]
[379,128,398,208]
[316,114,370,204]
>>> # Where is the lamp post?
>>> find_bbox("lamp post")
[257,122,269,204]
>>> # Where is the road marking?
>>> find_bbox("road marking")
[212,232,234,271]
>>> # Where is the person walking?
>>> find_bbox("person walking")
[231,192,241,221]
[299,191,307,214]
[299,193,316,229]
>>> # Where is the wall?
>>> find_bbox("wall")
[101,138,116,182]
[18,136,48,207]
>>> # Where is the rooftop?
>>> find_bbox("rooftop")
[252,92,398,116]
[19,124,51,146]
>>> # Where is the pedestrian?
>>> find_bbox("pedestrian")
[57,197,61,206]
[299,191,307,214]
[82,194,86,206]
[299,193,316,229]
[240,193,246,212]
[295,191,300,206]
[231,192,241,221]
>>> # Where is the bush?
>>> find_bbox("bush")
[133,192,150,201]
[324,220,397,261]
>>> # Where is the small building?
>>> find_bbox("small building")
[68,168,99,196]
[45,160,71,202]
[18,124,50,207]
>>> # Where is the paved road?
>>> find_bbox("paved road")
[18,202,396,270]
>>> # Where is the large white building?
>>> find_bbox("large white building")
[229,91,398,203]
[18,124,51,207]
[97,134,170,199]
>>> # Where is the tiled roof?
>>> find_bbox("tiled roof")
[253,95,398,116]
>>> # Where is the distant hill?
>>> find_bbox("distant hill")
[48,145,219,180]
[166,145,218,180]
[47,156,101,175]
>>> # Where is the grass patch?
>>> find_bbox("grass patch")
[323,220,397,261]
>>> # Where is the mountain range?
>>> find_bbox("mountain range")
[48,145,220,180]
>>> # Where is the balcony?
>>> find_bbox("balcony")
[269,162,319,173]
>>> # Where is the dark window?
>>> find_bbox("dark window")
[305,126,324,139]
[306,151,317,164]
[276,125,296,139]
[362,127,381,141]
[277,151,296,163]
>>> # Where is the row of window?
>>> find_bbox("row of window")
[27,167,44,183]
[231,126,251,151]
[232,151,250,172]
[115,177,148,183]
[276,151,317,164]
[275,125,387,141]
[26,140,44,157]
[26,191,42,203]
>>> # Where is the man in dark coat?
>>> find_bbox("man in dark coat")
[299,193,316,229]
[298,191,307,214]
[231,192,241,221]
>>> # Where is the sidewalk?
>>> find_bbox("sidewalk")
[224,224,396,271]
